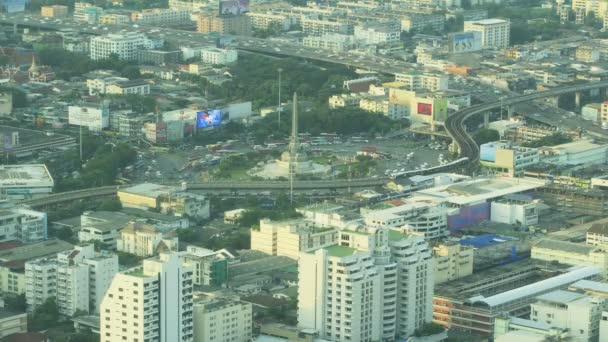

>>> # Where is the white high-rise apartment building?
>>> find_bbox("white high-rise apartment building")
[90,32,146,60]
[25,244,118,316]
[298,227,434,341]
[464,19,510,49]
[0,207,47,243]
[100,253,194,342]
[24,257,57,311]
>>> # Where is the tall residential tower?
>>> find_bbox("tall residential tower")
[100,253,194,342]
[298,227,434,341]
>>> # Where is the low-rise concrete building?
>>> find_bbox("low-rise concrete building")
[0,310,27,339]
[433,242,474,285]
[532,239,608,274]
[193,293,253,342]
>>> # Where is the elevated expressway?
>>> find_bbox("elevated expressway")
[445,80,608,166]
[21,81,608,208]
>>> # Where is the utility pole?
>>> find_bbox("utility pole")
[277,68,283,130]
[289,92,298,205]
[79,125,83,161]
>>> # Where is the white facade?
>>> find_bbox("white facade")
[303,34,357,52]
[193,295,253,342]
[105,81,151,95]
[0,207,47,243]
[200,48,238,65]
[25,245,118,316]
[530,290,608,342]
[601,311,608,342]
[24,257,57,312]
[362,202,448,239]
[100,253,194,342]
[68,102,110,132]
[250,219,338,259]
[395,72,449,92]
[433,243,474,285]
[540,140,608,166]
[90,32,146,60]
[298,228,434,341]
[354,23,400,45]
[464,18,510,49]
[131,8,191,24]
[247,12,294,31]
[301,18,351,35]
[116,223,178,257]
[86,76,128,95]
[490,198,540,226]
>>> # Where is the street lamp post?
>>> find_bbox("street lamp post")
[278,68,283,130]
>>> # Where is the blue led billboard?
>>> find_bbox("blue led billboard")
[197,110,222,128]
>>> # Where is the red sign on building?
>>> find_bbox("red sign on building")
[417,103,433,115]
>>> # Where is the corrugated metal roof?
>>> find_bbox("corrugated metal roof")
[467,266,601,308]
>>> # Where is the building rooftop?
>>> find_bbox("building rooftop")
[298,202,344,214]
[435,259,575,302]
[388,229,407,242]
[0,164,54,188]
[459,234,516,249]
[119,183,173,198]
[325,245,358,257]
[0,308,26,320]
[467,18,509,25]
[535,289,586,305]
[0,239,73,262]
[414,176,546,206]
[533,239,597,255]
[541,140,605,155]
[569,279,608,295]
[588,223,608,236]
[468,266,601,308]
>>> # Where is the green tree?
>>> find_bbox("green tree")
[98,199,123,211]
[3,294,26,312]
[56,226,74,241]
[67,329,98,342]
[522,133,572,147]
[29,297,60,331]
[176,228,198,243]
[117,252,142,267]
[473,128,500,145]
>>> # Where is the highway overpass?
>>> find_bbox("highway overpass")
[445,80,608,165]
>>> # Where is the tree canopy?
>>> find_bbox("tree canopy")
[521,133,573,148]
[473,128,500,145]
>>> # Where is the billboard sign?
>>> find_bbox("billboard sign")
[197,110,222,128]
[2,134,12,151]
[417,103,432,115]
[450,32,482,53]
[219,0,249,15]
[1,0,27,13]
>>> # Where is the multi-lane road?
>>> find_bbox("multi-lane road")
[0,13,415,74]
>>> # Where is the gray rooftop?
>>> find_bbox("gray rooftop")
[534,239,596,255]
[0,239,73,262]
[535,290,586,305]
[588,223,608,236]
